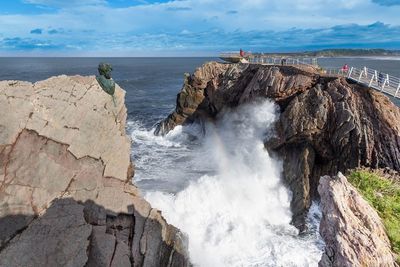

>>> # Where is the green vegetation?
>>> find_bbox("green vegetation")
[348,170,400,263]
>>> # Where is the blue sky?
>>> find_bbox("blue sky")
[0,0,399,56]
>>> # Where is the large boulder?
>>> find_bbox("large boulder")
[318,173,397,266]
[0,76,189,266]
[156,62,400,229]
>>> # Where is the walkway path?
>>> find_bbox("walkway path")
[220,53,400,100]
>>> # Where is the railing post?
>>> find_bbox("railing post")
[369,74,375,87]
[380,74,389,92]
[348,67,353,78]
[395,82,400,98]
[358,68,364,82]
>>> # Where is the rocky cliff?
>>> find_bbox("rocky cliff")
[318,173,397,266]
[0,76,189,267]
[156,62,400,230]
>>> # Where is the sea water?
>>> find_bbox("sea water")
[137,101,324,266]
[1,56,399,266]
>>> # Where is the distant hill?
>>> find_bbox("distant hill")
[304,49,400,57]
[257,49,400,57]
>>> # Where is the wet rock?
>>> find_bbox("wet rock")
[318,173,397,266]
[157,62,400,230]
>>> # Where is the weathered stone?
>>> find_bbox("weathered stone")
[0,198,92,267]
[0,76,190,266]
[0,75,130,181]
[111,241,131,267]
[157,62,400,231]
[318,173,397,267]
[86,226,116,267]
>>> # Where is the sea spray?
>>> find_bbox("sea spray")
[130,100,324,266]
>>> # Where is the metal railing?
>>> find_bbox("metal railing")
[247,56,318,67]
[321,68,348,76]
[220,52,400,99]
[346,66,400,98]
[219,52,241,57]
[219,52,318,67]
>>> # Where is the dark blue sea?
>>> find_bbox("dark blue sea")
[0,57,399,266]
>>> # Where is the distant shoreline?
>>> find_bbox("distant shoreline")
[318,56,400,60]
[252,49,400,58]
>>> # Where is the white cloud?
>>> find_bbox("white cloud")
[0,0,399,55]
[23,0,106,7]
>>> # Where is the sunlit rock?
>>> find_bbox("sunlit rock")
[0,76,189,266]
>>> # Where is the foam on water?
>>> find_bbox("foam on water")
[129,100,324,266]
[127,119,208,192]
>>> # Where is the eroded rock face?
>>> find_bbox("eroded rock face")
[318,173,397,267]
[269,78,400,228]
[156,62,400,229]
[0,76,189,267]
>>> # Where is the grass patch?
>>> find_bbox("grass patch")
[348,170,400,263]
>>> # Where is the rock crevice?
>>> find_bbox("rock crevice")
[0,76,189,267]
[156,62,400,230]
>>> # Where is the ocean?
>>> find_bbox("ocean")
[1,57,399,266]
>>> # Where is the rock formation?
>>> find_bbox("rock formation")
[156,62,400,229]
[0,76,189,266]
[318,173,397,267]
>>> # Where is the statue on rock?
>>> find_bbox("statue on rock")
[96,63,116,106]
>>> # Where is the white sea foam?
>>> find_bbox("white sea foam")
[129,100,324,266]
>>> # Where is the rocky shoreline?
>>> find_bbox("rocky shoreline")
[0,62,399,266]
[0,76,189,266]
[156,62,400,227]
[319,173,397,266]
[156,61,400,265]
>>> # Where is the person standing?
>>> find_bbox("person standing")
[342,64,349,74]
[378,72,384,87]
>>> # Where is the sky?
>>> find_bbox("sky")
[0,0,399,56]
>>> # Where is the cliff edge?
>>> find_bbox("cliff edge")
[0,76,189,267]
[156,61,400,230]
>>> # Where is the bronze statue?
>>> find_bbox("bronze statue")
[96,63,116,106]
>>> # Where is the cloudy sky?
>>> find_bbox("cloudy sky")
[0,0,400,56]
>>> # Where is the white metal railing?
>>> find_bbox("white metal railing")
[310,66,400,99]
[322,68,348,76]
[346,66,400,99]
[219,52,318,67]
[220,52,400,100]
[247,56,318,67]
[219,52,241,58]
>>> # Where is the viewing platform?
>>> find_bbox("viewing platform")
[219,52,318,66]
[219,52,400,100]
[321,66,400,99]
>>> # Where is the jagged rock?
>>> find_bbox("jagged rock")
[318,173,397,266]
[0,76,189,266]
[271,78,400,228]
[156,62,400,230]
